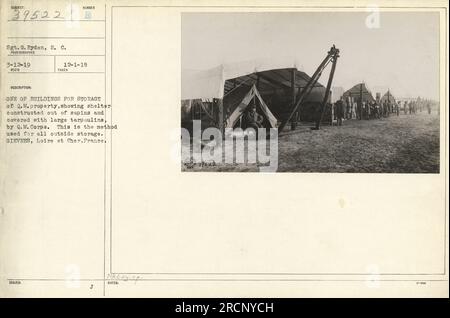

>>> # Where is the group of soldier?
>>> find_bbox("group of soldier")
[333,97,434,126]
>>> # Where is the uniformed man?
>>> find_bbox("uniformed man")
[335,99,344,126]
[245,104,264,130]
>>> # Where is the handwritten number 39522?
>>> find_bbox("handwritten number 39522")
[11,10,63,21]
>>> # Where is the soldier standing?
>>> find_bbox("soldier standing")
[335,99,344,126]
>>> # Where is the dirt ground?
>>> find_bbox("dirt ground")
[182,111,441,173]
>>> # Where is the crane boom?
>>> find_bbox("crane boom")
[278,45,340,132]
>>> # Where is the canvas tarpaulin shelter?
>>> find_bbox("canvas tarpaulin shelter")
[224,84,278,128]
[380,90,396,104]
[181,58,327,126]
[182,58,324,99]
[222,67,326,124]
[342,83,375,103]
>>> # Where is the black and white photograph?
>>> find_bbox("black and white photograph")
[1,0,447,300]
[181,11,440,173]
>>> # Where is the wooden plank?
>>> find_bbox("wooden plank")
[291,69,296,105]
[217,98,224,137]
[291,69,298,128]
[315,55,338,129]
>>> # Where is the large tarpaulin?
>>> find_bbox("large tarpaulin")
[342,83,375,103]
[181,57,304,100]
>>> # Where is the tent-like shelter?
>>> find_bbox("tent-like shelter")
[380,90,396,104]
[341,83,375,119]
[181,58,327,132]
[342,83,375,103]
[223,67,326,124]
[182,58,323,100]
[224,84,277,129]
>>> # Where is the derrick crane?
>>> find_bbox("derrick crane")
[278,45,340,132]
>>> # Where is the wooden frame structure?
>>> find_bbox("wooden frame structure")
[279,45,340,132]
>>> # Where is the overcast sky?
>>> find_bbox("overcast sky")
[182,12,440,100]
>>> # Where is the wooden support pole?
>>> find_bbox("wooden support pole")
[217,98,224,137]
[291,69,296,105]
[315,55,338,130]
[291,69,297,129]
[359,83,363,120]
